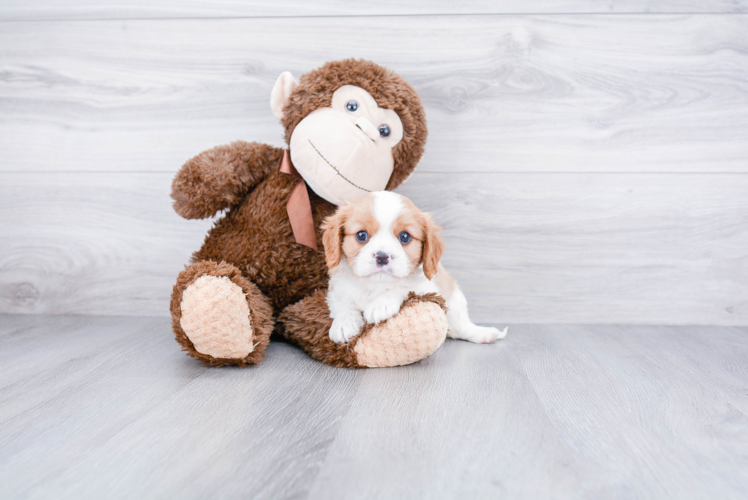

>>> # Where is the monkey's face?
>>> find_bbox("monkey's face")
[271,72,406,206]
[288,85,404,205]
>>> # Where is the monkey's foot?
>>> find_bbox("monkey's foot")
[170,261,274,367]
[279,291,448,368]
[180,275,254,358]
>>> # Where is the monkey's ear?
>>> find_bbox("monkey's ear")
[270,71,300,121]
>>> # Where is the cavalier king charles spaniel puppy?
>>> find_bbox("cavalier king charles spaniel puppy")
[323,191,508,345]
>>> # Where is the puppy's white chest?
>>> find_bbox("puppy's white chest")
[350,281,398,310]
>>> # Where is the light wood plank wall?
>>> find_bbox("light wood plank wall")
[1,2,747,324]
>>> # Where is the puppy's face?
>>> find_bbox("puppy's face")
[322,191,444,280]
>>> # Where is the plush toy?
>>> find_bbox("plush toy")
[170,59,448,369]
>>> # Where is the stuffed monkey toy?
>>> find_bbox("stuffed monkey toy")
[170,59,448,369]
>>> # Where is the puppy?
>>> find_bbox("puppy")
[323,191,508,345]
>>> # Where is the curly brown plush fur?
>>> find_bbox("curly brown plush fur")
[189,164,335,312]
[170,59,439,368]
[172,141,284,220]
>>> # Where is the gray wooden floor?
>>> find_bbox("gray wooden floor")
[1,315,746,499]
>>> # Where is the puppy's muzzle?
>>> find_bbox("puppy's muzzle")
[375,251,390,267]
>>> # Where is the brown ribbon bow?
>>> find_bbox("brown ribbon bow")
[279,150,318,251]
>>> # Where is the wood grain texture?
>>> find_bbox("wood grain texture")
[2,0,747,21]
[312,324,748,499]
[308,330,587,499]
[400,173,748,325]
[2,12,747,325]
[0,173,212,317]
[2,315,747,499]
[515,324,748,499]
[1,15,747,174]
[1,171,746,325]
[0,315,359,500]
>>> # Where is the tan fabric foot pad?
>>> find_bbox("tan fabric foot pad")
[180,275,254,359]
[170,260,274,367]
[354,294,448,367]
[279,291,448,368]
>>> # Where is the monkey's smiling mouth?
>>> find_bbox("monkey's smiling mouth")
[308,140,371,193]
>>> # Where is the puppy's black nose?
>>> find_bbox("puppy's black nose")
[375,252,389,267]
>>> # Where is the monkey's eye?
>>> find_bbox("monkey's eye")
[399,231,411,244]
[346,101,358,112]
[378,124,391,137]
[355,230,369,243]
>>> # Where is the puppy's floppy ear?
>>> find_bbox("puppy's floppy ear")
[322,205,349,269]
[421,213,444,280]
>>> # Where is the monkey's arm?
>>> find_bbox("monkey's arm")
[171,141,285,219]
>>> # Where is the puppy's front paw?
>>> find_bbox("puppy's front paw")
[458,325,508,344]
[363,296,404,325]
[329,314,365,344]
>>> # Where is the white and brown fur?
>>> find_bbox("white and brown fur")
[322,191,508,344]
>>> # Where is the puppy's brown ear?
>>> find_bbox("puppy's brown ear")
[322,206,349,269]
[421,213,444,280]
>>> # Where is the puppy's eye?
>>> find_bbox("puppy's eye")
[399,231,411,244]
[378,124,391,137]
[355,230,368,242]
[346,100,358,112]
